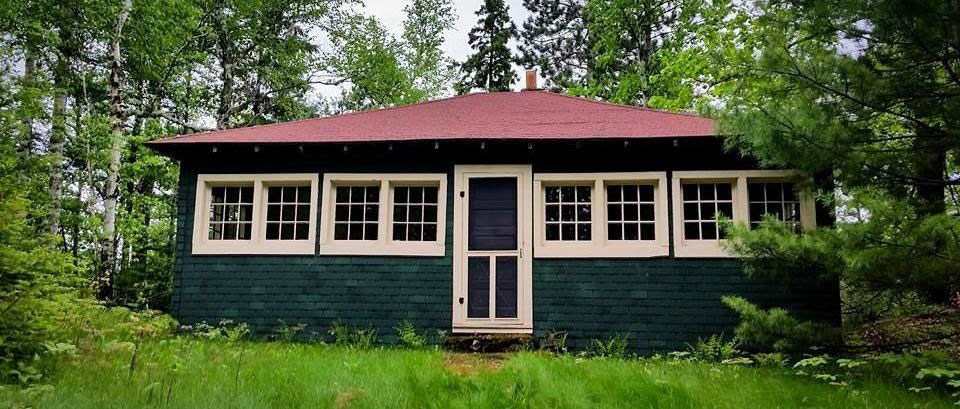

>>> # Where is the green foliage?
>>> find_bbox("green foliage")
[725,192,960,324]
[722,296,839,353]
[273,322,308,343]
[687,334,740,363]
[394,320,427,349]
[540,330,569,355]
[517,0,588,91]
[328,321,378,350]
[326,0,457,111]
[455,0,517,93]
[585,333,630,359]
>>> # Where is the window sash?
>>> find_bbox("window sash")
[533,172,669,258]
[319,174,447,256]
[192,174,319,255]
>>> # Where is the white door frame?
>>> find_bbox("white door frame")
[452,164,533,333]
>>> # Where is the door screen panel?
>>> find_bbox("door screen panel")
[467,256,490,318]
[495,256,518,318]
[468,177,518,251]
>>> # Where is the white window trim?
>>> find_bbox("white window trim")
[533,172,670,258]
[192,173,319,255]
[671,170,816,258]
[318,173,447,256]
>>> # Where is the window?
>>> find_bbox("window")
[207,186,254,240]
[319,174,447,256]
[607,184,656,241]
[333,185,380,240]
[748,182,800,230]
[265,186,312,240]
[544,185,592,241]
[672,170,815,258]
[534,173,669,258]
[392,186,440,242]
[680,182,734,240]
[193,174,319,255]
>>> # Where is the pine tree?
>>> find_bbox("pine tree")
[518,0,589,91]
[455,0,517,93]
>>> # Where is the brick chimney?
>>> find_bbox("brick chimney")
[523,69,539,91]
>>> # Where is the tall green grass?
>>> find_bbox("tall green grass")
[1,337,955,409]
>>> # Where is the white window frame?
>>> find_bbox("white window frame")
[318,173,447,256]
[533,172,670,258]
[671,170,816,258]
[192,173,319,255]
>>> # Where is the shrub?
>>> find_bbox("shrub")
[540,330,569,355]
[722,296,839,353]
[274,321,307,343]
[328,321,378,349]
[586,333,629,359]
[687,334,740,363]
[394,320,427,349]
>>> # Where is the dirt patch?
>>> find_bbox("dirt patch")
[335,388,363,408]
[444,353,507,377]
[858,308,960,359]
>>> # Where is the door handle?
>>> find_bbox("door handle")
[458,297,464,305]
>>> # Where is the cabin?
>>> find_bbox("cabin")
[148,74,839,352]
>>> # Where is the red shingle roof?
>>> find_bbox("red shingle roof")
[148,91,715,145]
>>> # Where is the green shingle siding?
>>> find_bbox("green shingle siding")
[169,140,839,352]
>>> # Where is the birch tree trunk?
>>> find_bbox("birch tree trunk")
[47,62,68,236]
[99,0,132,302]
[18,48,36,156]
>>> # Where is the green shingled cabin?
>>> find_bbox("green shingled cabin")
[147,76,839,352]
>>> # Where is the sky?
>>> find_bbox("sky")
[314,0,533,99]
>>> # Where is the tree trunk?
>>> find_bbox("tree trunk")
[100,0,133,302]
[215,5,235,130]
[911,129,947,217]
[47,61,68,236]
[18,48,36,155]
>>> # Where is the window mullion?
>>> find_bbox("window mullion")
[594,178,604,247]
[378,180,389,245]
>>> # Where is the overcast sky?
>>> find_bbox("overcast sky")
[314,0,532,100]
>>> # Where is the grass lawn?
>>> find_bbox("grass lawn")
[1,338,955,409]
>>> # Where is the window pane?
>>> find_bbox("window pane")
[266,223,280,240]
[682,184,698,201]
[639,204,654,221]
[409,205,423,222]
[281,204,295,221]
[408,224,422,241]
[268,186,282,202]
[701,222,717,240]
[684,222,700,240]
[624,204,638,221]
[364,223,378,240]
[336,187,350,202]
[238,223,251,240]
[424,186,438,203]
[561,224,575,241]
[639,223,655,240]
[577,224,591,241]
[365,187,379,202]
[280,223,294,240]
[335,205,349,221]
[638,185,654,202]
[423,224,437,241]
[393,223,407,240]
[747,181,800,231]
[546,205,560,221]
[576,186,591,202]
[608,204,622,221]
[577,205,591,222]
[424,205,438,223]
[623,185,638,201]
[296,205,310,221]
[608,223,622,240]
[699,184,715,200]
[607,185,621,202]
[394,205,407,222]
[560,186,575,202]
[295,223,309,240]
[623,223,639,240]
[211,187,225,203]
[334,223,348,240]
[297,186,311,202]
[546,186,560,202]
[395,186,409,203]
[546,224,560,241]
[267,204,281,221]
[716,183,732,200]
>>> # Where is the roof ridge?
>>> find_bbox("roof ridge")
[539,91,708,118]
